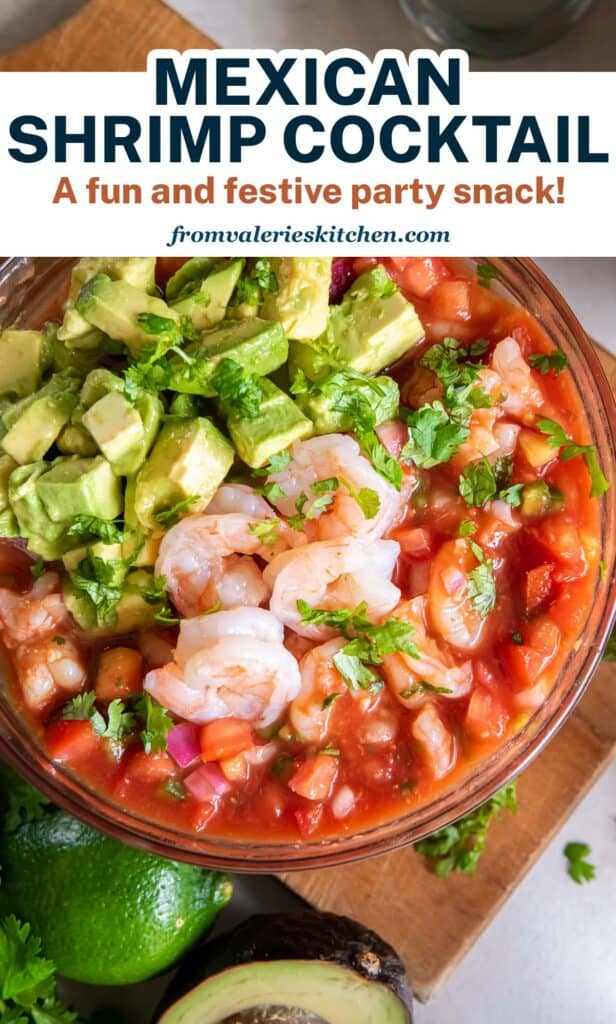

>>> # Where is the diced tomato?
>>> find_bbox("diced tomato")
[200,718,253,763]
[46,719,100,762]
[526,618,561,659]
[95,646,143,702]
[517,429,556,470]
[294,802,324,837]
[393,526,434,558]
[395,554,432,599]
[501,617,561,691]
[256,781,290,820]
[549,584,588,636]
[524,563,555,616]
[189,801,218,832]
[122,750,175,784]
[430,279,472,322]
[533,520,587,581]
[288,754,338,801]
[390,257,450,298]
[465,686,508,741]
[219,753,249,782]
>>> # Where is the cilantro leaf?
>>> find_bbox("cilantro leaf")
[132,694,174,755]
[0,917,56,1003]
[254,451,292,477]
[499,483,524,507]
[232,258,278,307]
[255,481,287,503]
[210,358,263,420]
[66,516,125,544]
[0,767,52,834]
[564,841,596,884]
[467,540,496,618]
[458,519,476,537]
[415,782,517,876]
[402,401,469,468]
[141,575,168,605]
[476,264,499,289]
[62,691,97,721]
[136,313,182,340]
[420,336,492,417]
[63,693,134,744]
[68,550,127,627]
[358,430,402,490]
[459,458,497,507]
[537,419,609,498]
[154,495,199,527]
[321,692,344,710]
[528,349,568,376]
[29,558,45,581]
[249,519,281,546]
[399,681,453,698]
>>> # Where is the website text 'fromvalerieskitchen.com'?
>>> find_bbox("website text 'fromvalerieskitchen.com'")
[164,224,452,247]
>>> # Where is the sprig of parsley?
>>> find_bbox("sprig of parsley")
[415,782,517,876]
[528,349,568,376]
[231,258,278,307]
[297,599,419,693]
[458,456,521,508]
[63,694,135,742]
[564,841,596,884]
[401,401,469,469]
[66,515,126,544]
[210,358,263,420]
[0,916,78,1024]
[132,693,174,755]
[467,540,496,618]
[68,550,127,627]
[537,418,609,498]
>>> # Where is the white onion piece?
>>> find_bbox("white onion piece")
[331,785,356,820]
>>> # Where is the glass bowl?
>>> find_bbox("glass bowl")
[0,257,614,872]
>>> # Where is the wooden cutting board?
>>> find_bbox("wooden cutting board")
[1,0,615,1003]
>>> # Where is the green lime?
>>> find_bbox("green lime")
[0,809,232,985]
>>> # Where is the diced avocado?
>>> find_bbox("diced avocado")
[82,391,145,465]
[222,379,313,469]
[169,319,288,397]
[57,423,99,457]
[0,509,18,538]
[172,259,245,330]
[64,568,163,636]
[75,275,179,357]
[290,265,424,382]
[0,330,52,398]
[166,258,216,302]
[8,462,74,558]
[168,393,205,419]
[261,258,331,340]
[0,454,17,512]
[521,481,565,518]
[80,368,123,408]
[134,418,234,531]
[62,540,124,575]
[1,373,80,464]
[58,257,157,348]
[296,372,400,436]
[37,457,123,523]
[122,476,162,566]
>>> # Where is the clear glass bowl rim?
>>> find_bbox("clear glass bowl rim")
[0,256,614,873]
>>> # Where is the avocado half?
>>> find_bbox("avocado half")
[157,910,413,1024]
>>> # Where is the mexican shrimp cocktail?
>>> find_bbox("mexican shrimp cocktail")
[0,256,608,840]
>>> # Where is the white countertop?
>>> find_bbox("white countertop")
[1,3,615,1020]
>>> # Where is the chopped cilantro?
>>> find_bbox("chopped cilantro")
[154,606,180,626]
[420,336,492,416]
[321,692,344,710]
[528,349,568,376]
[459,458,498,507]
[476,263,500,288]
[154,495,199,527]
[358,430,402,490]
[0,915,78,1024]
[141,575,168,605]
[467,540,496,618]
[0,765,52,833]
[66,515,126,544]
[52,636,66,646]
[320,745,341,757]
[68,549,127,627]
[209,357,263,419]
[402,401,469,468]
[249,519,281,546]
[163,778,186,801]
[256,480,287,503]
[511,631,524,646]
[29,557,45,580]
[132,693,174,755]
[62,691,97,721]
[91,699,136,742]
[499,483,524,507]
[564,841,596,884]
[311,477,339,496]
[415,781,517,876]
[232,258,278,306]
[136,312,182,340]
[254,451,292,477]
[271,755,294,779]
[459,520,476,537]
[537,418,609,498]
[399,681,453,698]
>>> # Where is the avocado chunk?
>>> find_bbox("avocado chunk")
[123,475,162,567]
[157,911,413,1024]
[261,258,331,341]
[222,379,313,469]
[56,423,99,457]
[75,275,180,357]
[2,373,80,464]
[166,258,216,302]
[8,462,75,559]
[296,372,400,436]
[62,540,124,575]
[64,568,164,635]
[134,418,234,530]
[290,265,424,382]
[169,319,288,397]
[0,454,18,537]
[37,457,123,523]
[0,330,51,398]
[58,257,157,349]
[82,391,145,465]
[172,259,245,330]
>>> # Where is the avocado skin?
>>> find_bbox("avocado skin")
[157,911,413,1020]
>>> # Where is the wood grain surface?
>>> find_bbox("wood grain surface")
[1,0,614,1003]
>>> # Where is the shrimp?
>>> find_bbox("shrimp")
[267,434,402,542]
[382,597,472,708]
[412,703,456,779]
[264,537,401,640]
[0,573,68,648]
[428,539,488,651]
[490,336,543,421]
[289,637,347,743]
[155,513,273,617]
[13,636,87,712]
[144,608,301,728]
[206,483,276,519]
